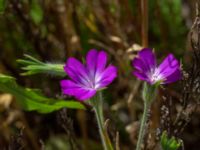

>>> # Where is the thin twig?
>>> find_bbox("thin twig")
[141,0,148,47]
[115,132,120,150]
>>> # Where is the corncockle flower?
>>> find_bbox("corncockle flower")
[133,48,182,150]
[60,49,117,101]
[132,48,181,85]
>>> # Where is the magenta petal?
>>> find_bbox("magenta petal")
[64,57,89,85]
[96,51,107,73]
[138,48,156,70]
[158,54,180,78]
[74,89,96,101]
[86,49,98,75]
[60,79,81,93]
[97,65,117,88]
[132,70,149,82]
[163,69,182,84]
[60,80,96,101]
[60,79,80,95]
[132,57,147,72]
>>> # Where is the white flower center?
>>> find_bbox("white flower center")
[149,68,163,84]
[81,71,101,89]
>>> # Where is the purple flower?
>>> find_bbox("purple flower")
[132,48,181,85]
[60,49,117,101]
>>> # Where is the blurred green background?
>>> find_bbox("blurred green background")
[0,0,199,150]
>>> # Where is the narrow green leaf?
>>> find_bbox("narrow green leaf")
[17,55,66,77]
[17,59,39,65]
[0,74,85,113]
[23,54,44,64]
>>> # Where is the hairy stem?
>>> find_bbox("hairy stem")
[136,102,149,150]
[91,92,113,150]
[136,83,157,150]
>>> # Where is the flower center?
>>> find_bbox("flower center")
[149,68,163,84]
[81,71,101,89]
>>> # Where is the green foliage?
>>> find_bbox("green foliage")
[149,0,187,54]
[30,0,43,25]
[0,0,6,14]
[161,131,182,150]
[0,74,85,113]
[17,54,66,77]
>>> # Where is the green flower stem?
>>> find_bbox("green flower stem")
[136,83,158,150]
[90,92,114,150]
[136,101,149,150]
